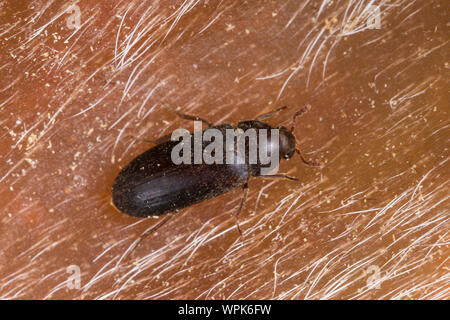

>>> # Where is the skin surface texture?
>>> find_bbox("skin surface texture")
[0,0,448,299]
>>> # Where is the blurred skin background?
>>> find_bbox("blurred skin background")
[0,0,448,299]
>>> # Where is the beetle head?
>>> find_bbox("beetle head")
[278,125,296,160]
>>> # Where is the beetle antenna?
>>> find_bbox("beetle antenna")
[291,104,311,133]
[295,147,322,167]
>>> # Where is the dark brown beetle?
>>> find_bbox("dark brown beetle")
[112,105,319,236]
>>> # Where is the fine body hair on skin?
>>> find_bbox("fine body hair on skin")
[0,0,448,299]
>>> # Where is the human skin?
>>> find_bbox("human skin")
[0,0,448,299]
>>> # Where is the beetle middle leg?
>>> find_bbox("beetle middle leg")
[164,105,213,128]
[128,133,172,145]
[234,183,249,237]
[255,106,288,121]
[131,106,213,145]
[260,174,299,181]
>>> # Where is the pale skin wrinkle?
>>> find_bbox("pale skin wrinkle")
[0,0,448,299]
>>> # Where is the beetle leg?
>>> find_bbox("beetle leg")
[119,213,175,264]
[289,104,322,166]
[295,148,322,167]
[164,106,213,128]
[234,183,249,237]
[260,174,299,181]
[290,104,311,132]
[255,106,288,121]
[128,133,172,145]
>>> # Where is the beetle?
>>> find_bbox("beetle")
[112,105,320,237]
